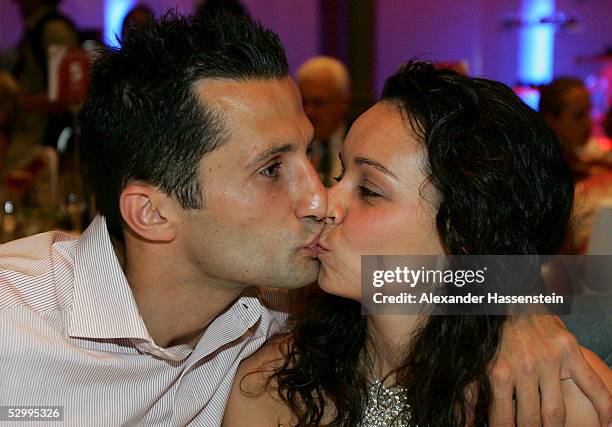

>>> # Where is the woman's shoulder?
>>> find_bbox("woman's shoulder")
[222,335,295,427]
[235,334,291,394]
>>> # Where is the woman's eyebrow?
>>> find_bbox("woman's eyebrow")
[354,156,398,180]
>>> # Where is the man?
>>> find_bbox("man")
[297,56,350,186]
[1,12,324,425]
[0,12,609,426]
[540,77,612,174]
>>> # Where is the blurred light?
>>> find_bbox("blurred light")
[518,0,555,85]
[56,127,73,154]
[514,86,541,111]
[4,201,14,214]
[104,0,135,47]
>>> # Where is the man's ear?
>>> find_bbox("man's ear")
[119,183,177,242]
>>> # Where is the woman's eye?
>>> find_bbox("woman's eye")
[359,186,382,198]
[260,163,281,179]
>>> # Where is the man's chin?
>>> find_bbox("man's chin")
[290,259,320,289]
[260,260,319,290]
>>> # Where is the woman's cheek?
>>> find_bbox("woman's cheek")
[346,207,410,254]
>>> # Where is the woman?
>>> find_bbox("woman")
[223,62,611,426]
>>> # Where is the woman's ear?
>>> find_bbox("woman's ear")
[119,183,177,242]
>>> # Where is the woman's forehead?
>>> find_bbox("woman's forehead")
[344,101,422,158]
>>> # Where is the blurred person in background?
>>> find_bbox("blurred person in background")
[121,4,154,43]
[8,0,79,166]
[539,77,593,180]
[0,72,20,173]
[540,78,612,253]
[297,56,351,186]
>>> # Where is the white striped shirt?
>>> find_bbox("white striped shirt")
[0,216,291,426]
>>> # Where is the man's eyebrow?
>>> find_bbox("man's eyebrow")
[355,156,399,180]
[244,143,294,170]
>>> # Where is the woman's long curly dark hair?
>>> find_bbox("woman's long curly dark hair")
[272,61,575,426]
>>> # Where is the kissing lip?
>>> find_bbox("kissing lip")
[303,232,322,250]
[315,240,329,252]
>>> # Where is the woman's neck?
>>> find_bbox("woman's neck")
[365,314,421,385]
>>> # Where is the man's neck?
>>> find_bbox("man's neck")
[114,237,244,349]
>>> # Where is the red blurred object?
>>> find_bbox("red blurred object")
[4,157,46,192]
[48,46,90,105]
[5,170,34,192]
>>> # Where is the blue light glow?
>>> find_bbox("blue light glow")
[104,0,136,47]
[518,0,555,85]
[514,86,541,111]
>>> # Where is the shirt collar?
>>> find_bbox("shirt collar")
[189,287,264,361]
[230,287,264,331]
[68,216,152,342]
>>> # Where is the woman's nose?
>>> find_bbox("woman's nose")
[325,184,346,225]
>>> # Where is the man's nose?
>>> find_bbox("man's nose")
[295,161,327,222]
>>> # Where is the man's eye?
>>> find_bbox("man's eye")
[260,163,282,178]
[359,186,382,198]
